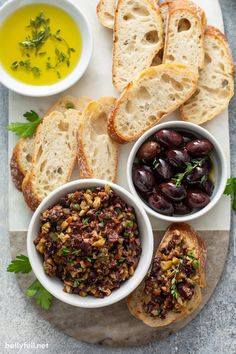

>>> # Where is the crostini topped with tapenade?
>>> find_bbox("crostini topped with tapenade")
[127,223,206,327]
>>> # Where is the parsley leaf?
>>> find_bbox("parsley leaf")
[172,157,208,187]
[26,279,53,310]
[7,255,32,274]
[224,177,236,210]
[7,110,41,138]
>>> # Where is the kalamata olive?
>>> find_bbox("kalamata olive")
[174,201,193,215]
[187,189,210,208]
[148,193,174,215]
[186,139,213,156]
[137,141,160,161]
[166,149,191,168]
[201,179,214,196]
[154,158,174,179]
[185,161,210,183]
[154,129,183,148]
[132,165,155,193]
[181,131,196,145]
[159,181,187,201]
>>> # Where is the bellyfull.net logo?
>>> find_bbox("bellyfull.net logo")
[5,342,49,351]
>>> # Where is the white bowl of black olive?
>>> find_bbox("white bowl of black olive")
[127,121,227,222]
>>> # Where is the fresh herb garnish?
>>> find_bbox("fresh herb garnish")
[224,177,236,210]
[11,60,41,77]
[12,12,76,78]
[7,110,41,138]
[61,247,70,256]
[26,279,53,310]
[7,255,32,273]
[172,157,208,187]
[152,157,159,170]
[171,277,178,299]
[7,255,53,310]
[82,217,90,225]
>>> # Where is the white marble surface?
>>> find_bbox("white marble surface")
[0,0,236,353]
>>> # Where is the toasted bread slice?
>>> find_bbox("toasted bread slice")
[108,64,198,143]
[180,26,235,125]
[163,0,206,72]
[10,96,91,191]
[127,223,207,327]
[22,110,82,211]
[112,0,163,92]
[78,96,119,182]
[97,0,117,29]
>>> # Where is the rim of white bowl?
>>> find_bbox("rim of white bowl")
[27,179,154,308]
[127,121,228,223]
[0,0,93,97]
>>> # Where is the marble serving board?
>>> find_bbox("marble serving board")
[8,0,231,232]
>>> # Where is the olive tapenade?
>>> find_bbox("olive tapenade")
[143,231,200,318]
[34,185,141,298]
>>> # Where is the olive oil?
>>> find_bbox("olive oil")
[0,4,82,85]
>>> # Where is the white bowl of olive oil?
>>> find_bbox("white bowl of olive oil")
[0,0,93,96]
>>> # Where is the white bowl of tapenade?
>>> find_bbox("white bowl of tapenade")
[27,179,153,308]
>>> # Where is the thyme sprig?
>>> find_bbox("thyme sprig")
[172,157,208,187]
[11,12,76,78]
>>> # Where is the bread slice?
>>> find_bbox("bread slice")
[163,0,206,72]
[97,0,117,29]
[45,95,91,116]
[112,0,164,92]
[10,96,91,191]
[22,110,81,211]
[108,63,198,143]
[78,96,119,182]
[127,223,207,327]
[97,0,160,30]
[10,136,35,191]
[180,26,235,125]
[160,0,207,35]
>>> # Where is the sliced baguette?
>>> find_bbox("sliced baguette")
[108,63,198,143]
[10,136,35,191]
[78,96,119,182]
[97,0,117,29]
[180,26,235,125]
[127,223,207,327]
[112,0,164,92]
[163,0,206,72]
[22,110,81,211]
[10,96,91,191]
[45,95,91,116]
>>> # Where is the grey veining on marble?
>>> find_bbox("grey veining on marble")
[0,0,236,353]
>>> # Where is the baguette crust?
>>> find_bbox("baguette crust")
[78,96,119,182]
[108,64,198,143]
[112,0,164,92]
[127,223,207,327]
[10,141,28,191]
[180,26,234,124]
